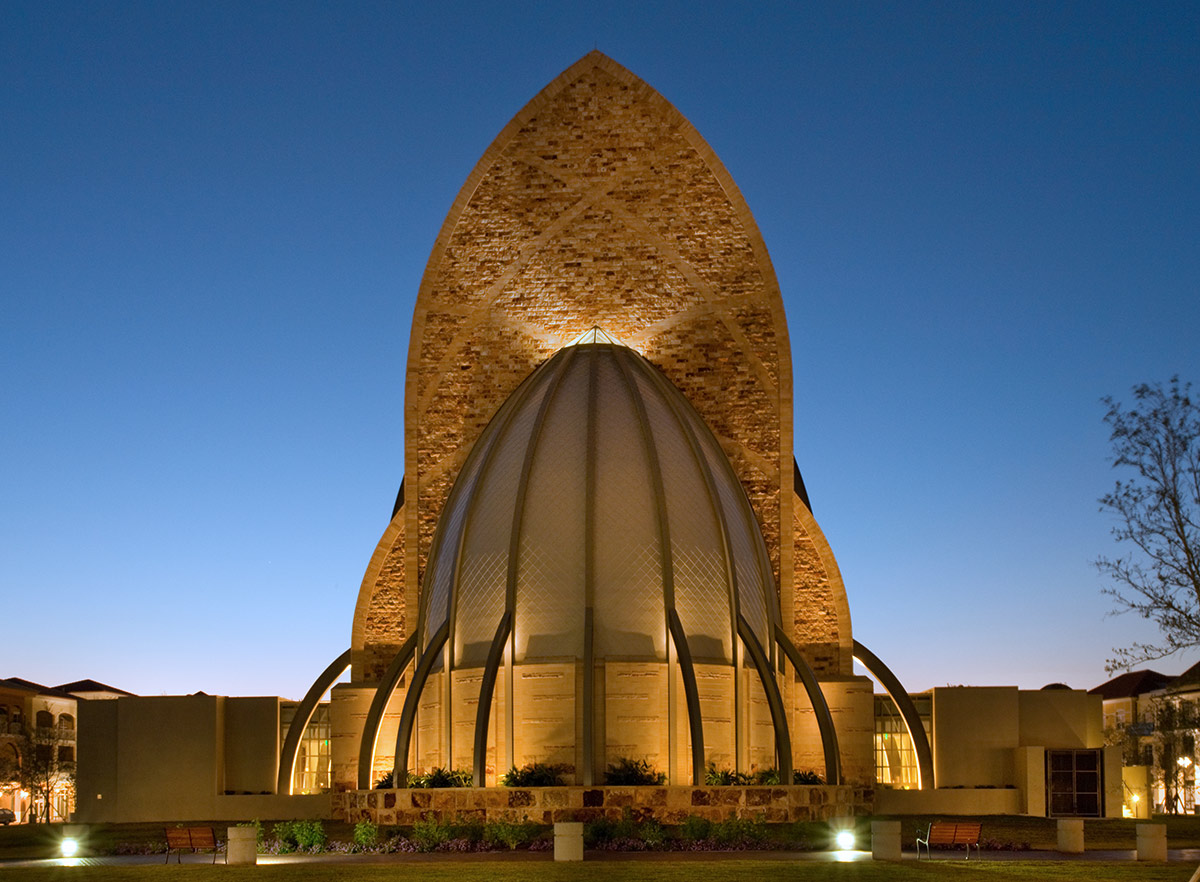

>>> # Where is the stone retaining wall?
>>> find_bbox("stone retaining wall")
[333,785,872,826]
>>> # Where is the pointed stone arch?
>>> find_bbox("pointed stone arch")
[404,51,795,617]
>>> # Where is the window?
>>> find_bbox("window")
[1047,749,1103,817]
[35,710,53,729]
[58,746,74,763]
[873,694,931,788]
[58,714,75,732]
[0,706,7,732]
[281,704,332,794]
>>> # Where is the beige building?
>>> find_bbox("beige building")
[1,677,128,823]
[75,52,1114,822]
[1091,666,1200,818]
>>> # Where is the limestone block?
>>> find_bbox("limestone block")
[1057,818,1084,854]
[871,820,901,861]
[1136,823,1166,861]
[554,821,584,861]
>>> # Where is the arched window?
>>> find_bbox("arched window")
[58,714,75,732]
[35,710,53,729]
[0,706,8,732]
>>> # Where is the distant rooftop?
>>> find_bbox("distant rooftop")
[1089,669,1173,700]
[1,677,77,700]
[56,679,134,697]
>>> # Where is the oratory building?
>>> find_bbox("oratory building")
[338,50,873,791]
[77,53,1117,825]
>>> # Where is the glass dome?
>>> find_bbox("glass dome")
[419,338,779,668]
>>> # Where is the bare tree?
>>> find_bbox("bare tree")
[1098,377,1200,671]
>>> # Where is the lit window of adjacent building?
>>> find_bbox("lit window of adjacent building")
[873,694,931,789]
[281,703,332,794]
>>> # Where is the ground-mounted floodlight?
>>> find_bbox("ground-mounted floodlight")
[61,837,79,858]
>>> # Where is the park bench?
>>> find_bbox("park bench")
[165,826,221,863]
[916,821,982,859]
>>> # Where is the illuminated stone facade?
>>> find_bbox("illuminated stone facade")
[341,51,868,790]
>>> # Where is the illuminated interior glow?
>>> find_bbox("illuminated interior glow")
[566,326,624,347]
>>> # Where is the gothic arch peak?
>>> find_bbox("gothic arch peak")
[405,51,795,607]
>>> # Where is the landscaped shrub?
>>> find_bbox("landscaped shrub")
[638,817,666,848]
[410,818,453,852]
[352,820,379,849]
[373,767,472,788]
[483,817,541,850]
[270,820,326,853]
[710,814,768,849]
[679,814,712,842]
[703,764,824,786]
[604,756,666,785]
[500,761,569,786]
[411,767,472,788]
[704,764,745,785]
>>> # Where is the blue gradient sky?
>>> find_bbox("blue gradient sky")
[3,2,1198,700]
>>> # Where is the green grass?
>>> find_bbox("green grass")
[0,862,1197,882]
[5,814,1200,878]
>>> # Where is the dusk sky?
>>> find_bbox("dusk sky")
[3,2,1198,701]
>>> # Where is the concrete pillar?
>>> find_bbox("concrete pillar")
[1056,818,1084,854]
[227,826,257,865]
[871,820,901,860]
[1136,823,1166,861]
[554,822,583,862]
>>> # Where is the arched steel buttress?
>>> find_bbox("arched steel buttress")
[738,615,792,781]
[853,639,934,789]
[356,631,420,789]
[774,625,841,784]
[393,620,451,787]
[279,648,351,795]
[612,348,706,783]
[471,611,512,786]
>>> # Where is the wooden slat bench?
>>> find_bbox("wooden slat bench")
[916,821,982,859]
[165,826,221,863]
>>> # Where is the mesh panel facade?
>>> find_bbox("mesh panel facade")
[424,341,778,671]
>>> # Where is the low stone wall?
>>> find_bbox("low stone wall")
[333,785,872,826]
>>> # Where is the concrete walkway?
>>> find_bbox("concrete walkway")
[4,848,1200,868]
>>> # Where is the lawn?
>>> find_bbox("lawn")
[5,815,1200,882]
[2,861,1199,882]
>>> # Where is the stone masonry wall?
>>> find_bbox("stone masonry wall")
[404,52,794,633]
[333,784,872,826]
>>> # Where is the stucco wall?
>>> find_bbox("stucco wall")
[77,694,331,823]
[1018,690,1102,749]
[224,697,279,794]
[874,787,1022,816]
[933,687,1019,788]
